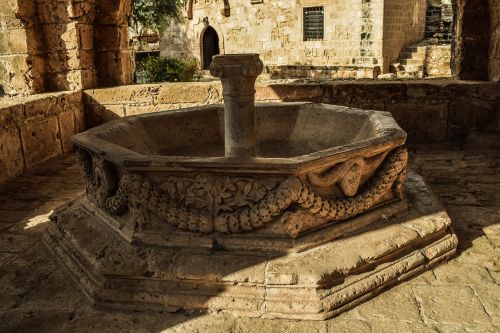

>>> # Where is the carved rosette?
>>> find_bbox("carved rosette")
[75,147,409,238]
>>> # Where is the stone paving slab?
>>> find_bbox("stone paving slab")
[0,144,499,332]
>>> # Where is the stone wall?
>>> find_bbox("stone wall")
[489,0,500,81]
[94,0,135,87]
[0,0,46,96]
[162,0,400,77]
[83,81,499,143]
[0,0,133,96]
[452,0,490,80]
[37,0,97,92]
[425,0,453,43]
[0,91,84,182]
[425,45,452,77]
[382,0,427,72]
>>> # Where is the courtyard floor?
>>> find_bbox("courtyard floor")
[0,143,498,333]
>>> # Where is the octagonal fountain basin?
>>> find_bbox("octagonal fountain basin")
[74,102,406,169]
[69,100,409,252]
[45,54,457,320]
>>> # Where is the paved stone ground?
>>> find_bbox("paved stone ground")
[0,143,498,333]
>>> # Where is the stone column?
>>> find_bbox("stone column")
[210,54,263,158]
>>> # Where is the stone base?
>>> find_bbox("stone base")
[43,171,457,320]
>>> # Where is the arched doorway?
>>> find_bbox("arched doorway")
[202,26,220,69]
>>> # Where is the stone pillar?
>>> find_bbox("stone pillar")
[38,0,97,91]
[0,0,46,95]
[94,0,134,87]
[210,54,263,158]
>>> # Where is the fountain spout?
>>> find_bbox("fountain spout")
[210,54,263,158]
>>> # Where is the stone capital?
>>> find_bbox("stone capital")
[210,54,263,80]
[210,54,264,97]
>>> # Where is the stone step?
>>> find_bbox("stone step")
[405,45,428,54]
[377,73,397,79]
[400,58,425,66]
[396,71,424,79]
[401,64,424,72]
[399,51,421,59]
[399,51,426,61]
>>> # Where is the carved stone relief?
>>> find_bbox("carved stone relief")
[76,146,408,238]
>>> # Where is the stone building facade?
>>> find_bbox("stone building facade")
[161,0,428,79]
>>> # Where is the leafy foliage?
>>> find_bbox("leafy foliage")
[131,0,185,35]
[139,57,198,83]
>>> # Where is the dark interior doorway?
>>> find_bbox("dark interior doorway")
[202,26,220,70]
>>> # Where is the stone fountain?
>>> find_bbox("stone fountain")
[44,54,457,320]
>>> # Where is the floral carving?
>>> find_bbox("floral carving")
[76,147,408,236]
[159,175,280,216]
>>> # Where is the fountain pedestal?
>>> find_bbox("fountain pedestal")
[43,54,457,319]
[210,54,263,158]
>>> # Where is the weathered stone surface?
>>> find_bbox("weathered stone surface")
[0,91,82,181]
[0,0,134,95]
[349,284,422,322]
[58,111,77,153]
[0,127,24,182]
[0,143,498,331]
[490,0,500,81]
[157,82,221,104]
[83,81,499,144]
[162,0,426,76]
[386,102,448,142]
[447,100,499,139]
[20,117,62,169]
[452,0,491,80]
[413,285,492,324]
[43,171,456,319]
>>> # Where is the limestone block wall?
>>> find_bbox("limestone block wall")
[161,0,385,78]
[489,0,500,81]
[162,0,430,77]
[425,0,453,42]
[94,0,134,87]
[0,0,134,96]
[425,45,452,77]
[37,0,97,91]
[0,0,46,95]
[382,0,427,72]
[83,81,499,144]
[0,91,84,182]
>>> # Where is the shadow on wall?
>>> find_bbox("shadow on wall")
[38,0,72,92]
[454,0,491,80]
[0,0,48,95]
[14,0,81,93]
[0,85,5,97]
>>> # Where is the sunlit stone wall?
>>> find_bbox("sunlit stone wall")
[161,0,426,78]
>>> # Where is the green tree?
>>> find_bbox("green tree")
[131,0,185,40]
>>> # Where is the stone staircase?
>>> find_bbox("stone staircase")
[388,39,451,79]
[389,41,431,79]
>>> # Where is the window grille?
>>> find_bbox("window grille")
[303,7,324,41]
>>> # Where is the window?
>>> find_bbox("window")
[303,7,324,41]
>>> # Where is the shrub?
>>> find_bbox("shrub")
[139,57,198,83]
